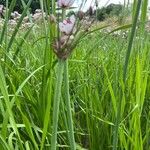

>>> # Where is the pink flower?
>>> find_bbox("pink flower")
[59,15,76,35]
[58,0,75,8]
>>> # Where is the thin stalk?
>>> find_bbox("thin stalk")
[95,0,98,23]
[123,0,142,82]
[113,0,142,150]
[64,59,76,150]
[51,59,64,150]
[61,7,76,150]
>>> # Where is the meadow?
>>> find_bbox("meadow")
[0,0,150,150]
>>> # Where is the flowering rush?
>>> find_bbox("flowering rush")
[59,15,76,35]
[58,0,75,8]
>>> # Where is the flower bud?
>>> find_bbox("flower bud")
[49,14,56,23]
[95,0,98,7]
[89,6,94,16]
[60,35,68,45]
[77,11,84,20]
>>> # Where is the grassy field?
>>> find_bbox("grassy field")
[0,0,150,150]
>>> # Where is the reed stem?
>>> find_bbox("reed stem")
[51,59,64,150]
[64,59,76,150]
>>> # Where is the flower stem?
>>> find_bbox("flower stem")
[64,59,76,150]
[51,59,64,150]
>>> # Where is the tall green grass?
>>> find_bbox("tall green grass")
[0,0,149,150]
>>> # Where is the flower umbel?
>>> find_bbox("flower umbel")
[53,13,95,60]
[58,0,75,8]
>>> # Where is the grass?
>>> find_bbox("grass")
[0,0,150,149]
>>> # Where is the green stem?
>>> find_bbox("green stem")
[51,59,65,150]
[64,59,76,150]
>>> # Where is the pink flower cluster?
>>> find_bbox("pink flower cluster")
[54,0,93,59]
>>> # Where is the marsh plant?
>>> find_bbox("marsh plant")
[51,0,96,149]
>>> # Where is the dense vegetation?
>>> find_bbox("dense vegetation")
[0,0,149,150]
